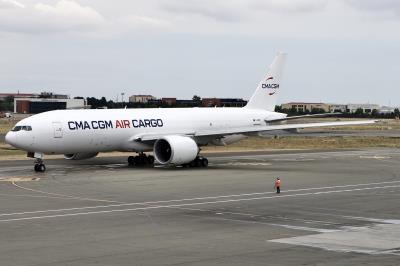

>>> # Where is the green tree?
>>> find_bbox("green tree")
[192,95,201,106]
[371,109,379,117]
[311,108,325,114]
[100,97,107,107]
[394,108,400,118]
[354,108,364,116]
[2,96,14,111]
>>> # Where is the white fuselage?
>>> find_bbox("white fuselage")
[6,107,284,154]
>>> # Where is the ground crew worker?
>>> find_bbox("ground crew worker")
[274,178,281,194]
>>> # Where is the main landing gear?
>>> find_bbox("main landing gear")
[128,153,155,167]
[183,156,209,168]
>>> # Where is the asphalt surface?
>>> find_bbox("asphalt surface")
[2,129,400,143]
[0,149,400,265]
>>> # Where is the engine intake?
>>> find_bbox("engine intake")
[154,136,198,165]
[64,152,99,160]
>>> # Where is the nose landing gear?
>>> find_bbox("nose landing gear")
[34,161,46,172]
[28,152,46,172]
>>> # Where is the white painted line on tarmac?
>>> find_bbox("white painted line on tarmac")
[340,216,400,225]
[1,184,400,223]
[5,180,400,218]
[11,181,125,204]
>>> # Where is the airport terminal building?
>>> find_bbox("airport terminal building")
[14,97,86,114]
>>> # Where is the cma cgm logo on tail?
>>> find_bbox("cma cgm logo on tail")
[261,76,279,95]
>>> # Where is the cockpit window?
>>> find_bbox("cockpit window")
[11,126,32,132]
[11,126,22,132]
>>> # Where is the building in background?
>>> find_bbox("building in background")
[202,98,221,107]
[280,102,397,114]
[281,102,330,113]
[162,98,177,106]
[329,104,347,113]
[128,95,155,103]
[14,98,86,114]
[346,104,380,113]
[219,98,247,107]
[0,93,38,100]
[201,98,247,107]
[38,92,68,99]
[176,99,196,106]
[379,106,396,114]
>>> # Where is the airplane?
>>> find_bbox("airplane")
[5,52,376,172]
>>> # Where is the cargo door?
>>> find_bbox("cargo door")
[53,122,63,138]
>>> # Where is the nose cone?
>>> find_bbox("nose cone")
[5,132,16,146]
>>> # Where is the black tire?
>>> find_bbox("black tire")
[128,156,135,166]
[195,158,202,167]
[201,158,208,167]
[34,164,39,172]
[39,164,46,172]
[134,156,146,166]
[189,160,196,167]
[147,155,155,165]
[139,156,146,165]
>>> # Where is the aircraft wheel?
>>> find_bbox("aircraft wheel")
[201,158,208,167]
[147,155,155,165]
[128,156,135,166]
[140,156,147,165]
[189,160,196,167]
[39,164,46,172]
[195,158,202,167]
[34,163,46,172]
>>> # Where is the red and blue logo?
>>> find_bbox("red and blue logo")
[262,76,279,95]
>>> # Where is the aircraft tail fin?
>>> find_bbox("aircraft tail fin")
[245,52,287,111]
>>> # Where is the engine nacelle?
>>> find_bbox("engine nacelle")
[154,136,198,165]
[64,152,99,160]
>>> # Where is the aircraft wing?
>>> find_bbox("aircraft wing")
[195,120,376,137]
[133,120,376,141]
[266,113,341,123]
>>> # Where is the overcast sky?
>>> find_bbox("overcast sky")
[1,0,400,105]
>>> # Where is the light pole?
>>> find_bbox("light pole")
[121,92,125,108]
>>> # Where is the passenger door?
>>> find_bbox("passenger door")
[52,122,63,138]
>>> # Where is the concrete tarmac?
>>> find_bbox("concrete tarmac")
[2,129,400,143]
[0,149,400,265]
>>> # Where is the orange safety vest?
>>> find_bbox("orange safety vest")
[275,180,281,187]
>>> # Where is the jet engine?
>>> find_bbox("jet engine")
[64,152,99,160]
[153,135,198,165]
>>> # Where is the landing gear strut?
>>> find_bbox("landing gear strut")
[128,153,155,167]
[183,156,208,168]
